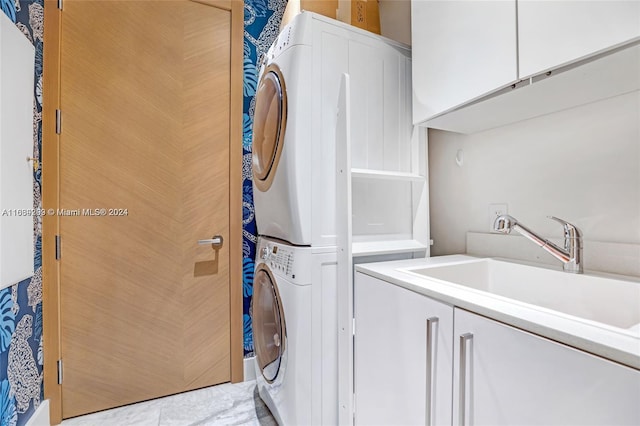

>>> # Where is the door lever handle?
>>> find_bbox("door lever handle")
[198,235,223,248]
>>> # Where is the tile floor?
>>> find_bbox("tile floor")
[60,381,277,426]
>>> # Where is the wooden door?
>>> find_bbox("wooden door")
[46,0,242,419]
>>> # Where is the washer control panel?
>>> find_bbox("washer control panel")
[264,244,295,279]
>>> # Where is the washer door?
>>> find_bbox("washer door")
[252,264,286,383]
[251,64,287,192]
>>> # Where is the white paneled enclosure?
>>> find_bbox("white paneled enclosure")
[0,12,35,288]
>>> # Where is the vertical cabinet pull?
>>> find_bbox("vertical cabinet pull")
[426,317,439,426]
[459,333,473,426]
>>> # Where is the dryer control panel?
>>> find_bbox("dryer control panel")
[265,12,313,62]
[272,25,293,57]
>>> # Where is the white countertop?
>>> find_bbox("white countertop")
[355,255,640,370]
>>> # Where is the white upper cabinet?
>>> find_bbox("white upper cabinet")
[411,0,517,124]
[412,0,640,132]
[518,1,640,78]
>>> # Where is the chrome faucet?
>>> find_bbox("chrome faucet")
[493,215,583,274]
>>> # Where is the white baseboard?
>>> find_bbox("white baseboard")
[26,399,50,426]
[243,356,256,382]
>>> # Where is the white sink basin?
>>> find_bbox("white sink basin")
[404,259,640,332]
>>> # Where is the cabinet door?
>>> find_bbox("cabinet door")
[518,1,640,77]
[354,273,453,425]
[453,308,640,425]
[411,0,517,124]
[0,13,35,287]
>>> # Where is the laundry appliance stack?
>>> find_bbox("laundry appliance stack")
[250,11,427,426]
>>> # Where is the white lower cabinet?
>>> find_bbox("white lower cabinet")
[453,308,640,426]
[354,273,453,426]
[353,273,640,425]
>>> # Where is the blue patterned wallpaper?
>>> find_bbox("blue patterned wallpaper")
[1,1,44,426]
[242,0,287,357]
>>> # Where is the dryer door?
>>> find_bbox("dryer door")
[252,264,286,383]
[252,64,287,192]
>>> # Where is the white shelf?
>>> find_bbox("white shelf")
[352,239,428,257]
[351,168,425,182]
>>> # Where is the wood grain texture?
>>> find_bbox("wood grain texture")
[192,0,232,10]
[182,1,230,389]
[229,0,244,384]
[53,0,240,418]
[59,3,183,414]
[42,0,62,423]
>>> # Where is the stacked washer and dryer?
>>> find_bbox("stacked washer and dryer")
[250,12,415,425]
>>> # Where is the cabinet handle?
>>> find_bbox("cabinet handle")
[426,317,439,426]
[459,333,473,426]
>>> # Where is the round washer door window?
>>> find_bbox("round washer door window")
[252,264,285,383]
[251,64,287,192]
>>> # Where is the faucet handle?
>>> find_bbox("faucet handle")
[547,216,582,240]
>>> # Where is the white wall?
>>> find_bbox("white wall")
[379,0,412,45]
[428,90,640,261]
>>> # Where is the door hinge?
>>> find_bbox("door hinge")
[55,235,61,260]
[57,0,62,10]
[55,109,62,134]
[353,393,356,415]
[352,318,356,336]
[57,359,63,384]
